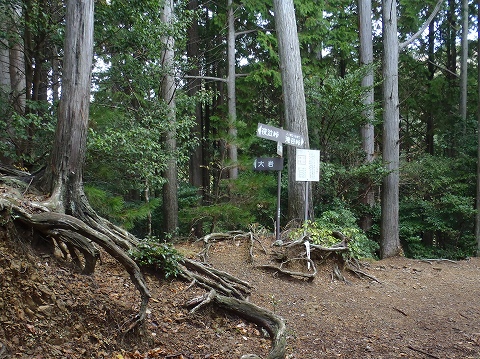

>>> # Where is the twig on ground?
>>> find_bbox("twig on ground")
[393,307,408,316]
[407,345,441,359]
[420,258,457,264]
[345,264,381,283]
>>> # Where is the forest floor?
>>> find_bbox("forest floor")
[1,230,480,359]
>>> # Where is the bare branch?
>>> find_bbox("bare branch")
[399,0,443,50]
[426,60,459,78]
[182,75,227,83]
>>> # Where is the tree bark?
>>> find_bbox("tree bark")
[8,3,26,116]
[46,0,94,214]
[380,0,401,258]
[380,0,442,257]
[186,0,206,237]
[227,0,238,179]
[476,0,480,257]
[272,0,311,222]
[426,18,435,156]
[0,2,26,166]
[0,7,12,166]
[358,0,375,231]
[161,0,179,235]
[187,0,205,189]
[459,0,468,131]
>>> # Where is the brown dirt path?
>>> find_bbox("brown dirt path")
[201,238,480,359]
[1,233,480,358]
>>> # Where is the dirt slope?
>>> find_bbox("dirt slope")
[1,232,480,359]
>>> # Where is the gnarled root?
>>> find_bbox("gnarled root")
[0,198,151,332]
[186,289,286,359]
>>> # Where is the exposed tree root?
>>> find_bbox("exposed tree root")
[345,262,381,283]
[197,230,267,263]
[196,231,245,262]
[186,289,286,359]
[179,258,252,299]
[258,257,317,279]
[0,198,151,331]
[331,262,350,284]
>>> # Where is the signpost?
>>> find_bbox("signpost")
[256,123,305,147]
[255,123,313,243]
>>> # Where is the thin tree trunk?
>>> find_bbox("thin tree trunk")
[380,0,401,258]
[476,0,480,257]
[446,0,458,155]
[227,0,238,179]
[186,0,205,237]
[161,0,179,235]
[0,3,26,166]
[446,0,458,83]
[358,0,375,231]
[145,180,152,236]
[426,18,435,156]
[460,0,468,132]
[272,0,311,222]
[187,0,204,190]
[0,3,8,90]
[0,7,12,166]
[8,2,26,116]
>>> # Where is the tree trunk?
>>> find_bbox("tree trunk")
[358,0,375,231]
[187,0,206,237]
[380,0,401,258]
[476,0,480,257]
[227,0,238,179]
[445,0,458,155]
[272,0,311,222]
[459,0,468,132]
[426,18,435,155]
[0,2,26,166]
[0,4,8,90]
[446,0,458,83]
[8,3,26,116]
[47,0,94,214]
[161,0,179,235]
[187,0,204,190]
[0,6,12,166]
[38,0,152,329]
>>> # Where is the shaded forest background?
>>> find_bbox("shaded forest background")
[1,0,479,260]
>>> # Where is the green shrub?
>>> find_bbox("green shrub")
[400,154,476,259]
[290,206,379,260]
[85,185,160,231]
[179,171,279,234]
[129,237,183,278]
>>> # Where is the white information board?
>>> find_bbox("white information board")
[295,149,320,182]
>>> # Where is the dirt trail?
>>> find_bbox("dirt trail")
[1,233,480,358]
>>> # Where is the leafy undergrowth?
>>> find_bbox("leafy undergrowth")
[1,230,480,358]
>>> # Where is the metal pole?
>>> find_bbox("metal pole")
[303,182,309,237]
[304,181,309,223]
[276,169,281,242]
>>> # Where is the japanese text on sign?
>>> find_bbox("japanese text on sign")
[295,149,320,182]
[258,126,280,140]
[253,157,284,171]
[256,123,305,148]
